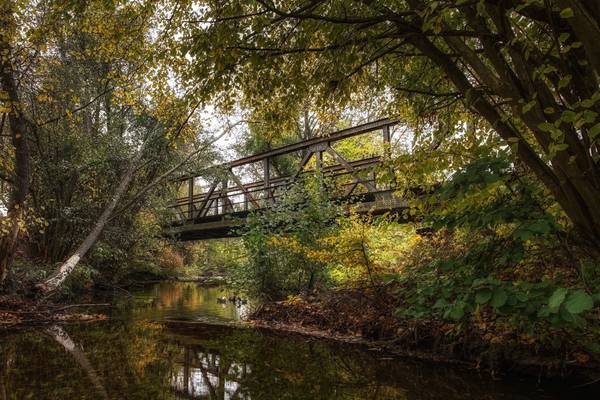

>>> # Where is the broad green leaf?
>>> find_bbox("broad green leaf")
[490,288,508,308]
[565,290,594,314]
[522,100,536,114]
[548,288,567,310]
[447,302,465,320]
[475,288,492,304]
[589,123,600,139]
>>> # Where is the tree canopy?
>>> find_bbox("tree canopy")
[175,0,600,245]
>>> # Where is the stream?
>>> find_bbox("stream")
[0,281,598,399]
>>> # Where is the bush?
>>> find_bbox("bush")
[383,155,600,348]
[158,247,185,270]
[232,177,341,300]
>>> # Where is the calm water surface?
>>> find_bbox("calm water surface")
[0,282,598,399]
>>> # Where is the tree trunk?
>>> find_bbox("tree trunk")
[0,1,31,288]
[406,29,600,247]
[36,150,143,294]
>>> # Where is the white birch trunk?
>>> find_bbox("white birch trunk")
[36,129,226,294]
[36,151,142,294]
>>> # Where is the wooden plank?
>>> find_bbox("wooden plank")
[220,179,233,213]
[382,124,391,144]
[345,181,359,196]
[227,118,394,167]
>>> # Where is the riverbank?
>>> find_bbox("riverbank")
[249,285,600,379]
[0,294,110,327]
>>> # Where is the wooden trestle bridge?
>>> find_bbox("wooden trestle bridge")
[165,118,410,241]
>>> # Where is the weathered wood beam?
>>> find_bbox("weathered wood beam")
[325,146,377,192]
[345,181,359,196]
[195,180,219,219]
[220,178,233,212]
[291,150,314,180]
[187,178,194,220]
[229,170,261,208]
[263,157,271,202]
[174,119,396,182]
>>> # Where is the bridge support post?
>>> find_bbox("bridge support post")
[382,124,391,148]
[382,124,393,190]
[187,177,194,221]
[221,178,230,213]
[315,149,322,172]
[263,157,271,205]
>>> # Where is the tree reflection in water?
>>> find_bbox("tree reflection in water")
[167,325,410,400]
[172,345,249,399]
[1,321,595,399]
[0,283,597,400]
[127,282,251,322]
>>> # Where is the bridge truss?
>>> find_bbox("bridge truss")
[165,118,409,241]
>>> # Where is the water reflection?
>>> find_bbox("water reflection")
[46,325,109,399]
[172,346,248,399]
[125,282,251,322]
[0,283,598,399]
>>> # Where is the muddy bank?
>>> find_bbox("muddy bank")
[0,294,110,327]
[249,286,600,379]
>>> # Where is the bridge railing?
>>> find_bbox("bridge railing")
[168,118,397,225]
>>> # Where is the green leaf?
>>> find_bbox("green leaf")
[447,302,465,320]
[548,288,568,310]
[583,110,598,124]
[589,123,600,139]
[522,100,536,114]
[564,290,594,314]
[560,8,574,18]
[538,122,555,132]
[558,75,571,89]
[528,219,552,234]
[475,288,492,304]
[543,107,555,114]
[561,110,578,123]
[552,143,569,152]
[490,288,508,308]
[559,306,575,323]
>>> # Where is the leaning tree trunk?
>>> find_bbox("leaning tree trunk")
[0,1,31,287]
[400,0,600,247]
[36,150,142,294]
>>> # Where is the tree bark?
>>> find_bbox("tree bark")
[409,33,600,246]
[0,1,31,287]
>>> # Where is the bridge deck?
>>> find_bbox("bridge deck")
[165,190,409,241]
[165,119,409,241]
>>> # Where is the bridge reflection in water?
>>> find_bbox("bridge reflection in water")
[1,283,585,399]
[172,345,248,400]
[166,119,409,241]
